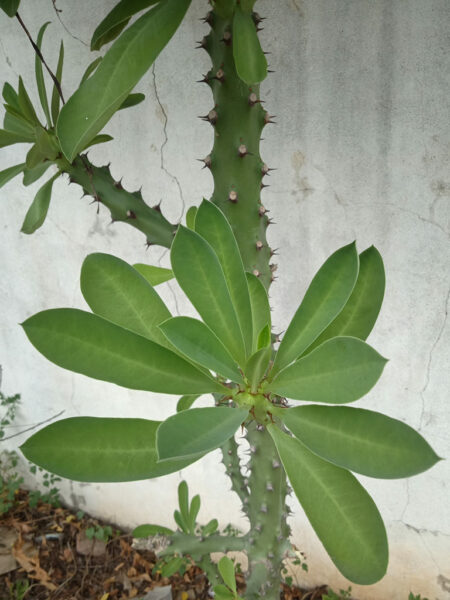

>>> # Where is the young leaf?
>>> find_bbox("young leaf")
[188,494,201,533]
[269,426,388,584]
[0,128,33,148]
[244,347,271,392]
[218,556,237,593]
[0,162,25,189]
[132,523,174,538]
[51,41,64,125]
[2,81,20,109]
[213,585,235,600]
[118,92,145,110]
[3,110,35,140]
[268,337,387,404]
[21,417,204,482]
[283,405,441,479]
[25,143,46,170]
[272,242,359,376]
[246,272,271,353]
[81,252,171,348]
[195,200,253,356]
[133,263,174,286]
[178,481,190,527]
[157,407,248,461]
[174,509,188,533]
[91,0,161,51]
[21,172,59,234]
[17,77,40,125]
[159,316,244,383]
[79,57,103,85]
[81,134,113,151]
[304,247,385,355]
[185,205,197,229]
[171,226,246,365]
[160,556,185,577]
[35,22,52,127]
[57,0,191,161]
[22,308,225,395]
[257,323,271,349]
[232,7,267,84]
[202,518,218,535]
[176,395,199,412]
[0,0,20,18]
[23,161,51,186]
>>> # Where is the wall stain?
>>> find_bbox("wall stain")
[437,574,450,592]
[291,151,314,201]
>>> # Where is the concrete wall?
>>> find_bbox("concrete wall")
[1,1,449,598]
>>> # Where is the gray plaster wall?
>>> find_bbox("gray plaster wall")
[0,1,449,598]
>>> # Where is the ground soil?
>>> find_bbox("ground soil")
[0,490,330,600]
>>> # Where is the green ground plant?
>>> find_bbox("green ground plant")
[0,1,441,597]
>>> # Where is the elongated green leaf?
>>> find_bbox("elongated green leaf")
[81,134,113,151]
[268,337,387,404]
[23,161,51,186]
[133,523,174,538]
[177,395,199,412]
[218,556,237,593]
[0,162,25,189]
[171,226,245,364]
[244,346,271,392]
[133,263,174,286]
[3,110,35,139]
[51,41,64,125]
[160,556,185,577]
[35,126,59,160]
[185,205,197,229]
[91,0,161,51]
[178,480,190,527]
[21,173,59,234]
[25,144,46,169]
[246,272,271,353]
[202,518,218,535]
[57,0,191,161]
[81,253,171,348]
[174,510,188,533]
[304,247,385,355]
[0,0,20,17]
[18,77,40,125]
[157,407,248,461]
[2,82,20,109]
[119,92,145,110]
[0,128,32,148]
[159,317,243,383]
[232,7,267,84]
[213,585,235,600]
[35,22,52,127]
[257,323,271,349]
[272,243,359,376]
[283,405,441,479]
[188,494,200,533]
[269,426,388,584]
[22,308,225,395]
[195,200,253,357]
[21,417,203,482]
[80,57,103,85]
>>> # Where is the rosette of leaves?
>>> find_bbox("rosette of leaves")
[20,200,439,585]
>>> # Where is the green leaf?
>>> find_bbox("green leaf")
[81,134,113,151]
[246,272,271,353]
[133,263,174,286]
[23,161,52,186]
[22,308,225,395]
[91,0,161,51]
[0,128,32,148]
[35,22,52,127]
[174,509,188,533]
[35,126,59,160]
[244,346,271,392]
[304,247,385,355]
[268,337,387,404]
[160,556,185,577]
[159,316,244,383]
[2,82,20,109]
[283,405,441,479]
[57,0,191,161]
[51,41,64,125]
[272,242,359,376]
[157,407,248,461]
[118,92,145,110]
[171,226,246,365]
[3,110,35,139]
[202,518,218,535]
[21,173,59,234]
[218,556,237,593]
[176,395,199,412]
[21,417,204,482]
[232,7,267,85]
[188,494,200,532]
[269,426,388,584]
[178,480,190,527]
[257,323,271,349]
[80,253,171,348]
[0,0,20,17]
[132,523,173,538]
[185,205,197,229]
[213,585,235,600]
[0,162,25,189]
[195,200,253,356]
[80,57,103,85]
[17,77,40,125]
[25,143,46,169]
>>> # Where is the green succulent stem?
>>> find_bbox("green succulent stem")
[221,434,249,511]
[58,155,176,248]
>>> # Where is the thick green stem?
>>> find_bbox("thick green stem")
[221,434,249,511]
[58,155,176,248]
[161,531,247,558]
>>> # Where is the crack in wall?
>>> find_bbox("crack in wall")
[51,0,88,47]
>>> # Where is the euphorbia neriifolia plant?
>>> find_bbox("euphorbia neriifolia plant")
[0,0,440,597]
